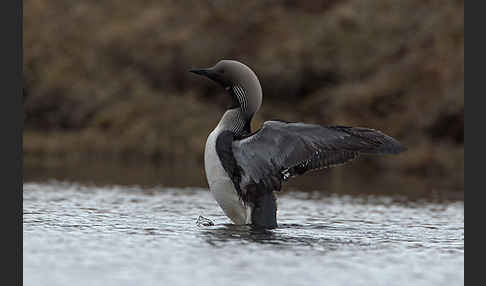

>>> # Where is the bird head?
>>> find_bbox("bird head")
[190,60,262,118]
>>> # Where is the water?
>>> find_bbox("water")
[23,182,464,286]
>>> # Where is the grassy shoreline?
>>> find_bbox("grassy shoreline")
[24,0,464,197]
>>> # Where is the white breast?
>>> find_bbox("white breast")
[204,127,249,224]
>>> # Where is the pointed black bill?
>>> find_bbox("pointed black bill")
[189,67,231,88]
[189,68,210,76]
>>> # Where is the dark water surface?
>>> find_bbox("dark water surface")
[23,182,464,286]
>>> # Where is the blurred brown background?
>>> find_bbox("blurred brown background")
[23,0,464,198]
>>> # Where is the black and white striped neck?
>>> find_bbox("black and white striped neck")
[217,108,252,137]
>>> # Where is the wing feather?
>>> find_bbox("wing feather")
[232,121,406,192]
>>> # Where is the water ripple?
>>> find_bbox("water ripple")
[24,182,463,286]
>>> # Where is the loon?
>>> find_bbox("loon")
[190,60,406,229]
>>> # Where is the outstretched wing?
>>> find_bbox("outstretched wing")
[232,121,406,192]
